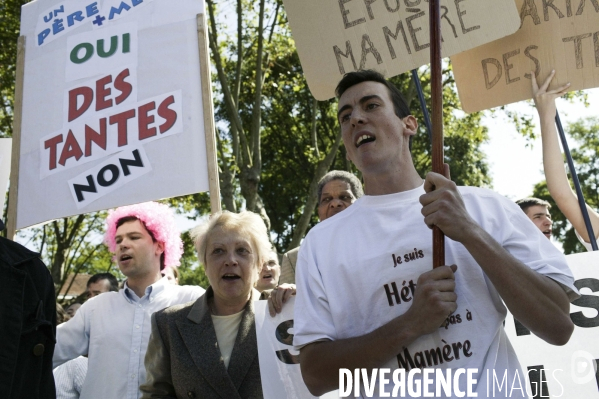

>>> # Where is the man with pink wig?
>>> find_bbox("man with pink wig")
[53,202,205,399]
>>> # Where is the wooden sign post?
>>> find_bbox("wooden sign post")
[6,36,25,240]
[429,0,445,268]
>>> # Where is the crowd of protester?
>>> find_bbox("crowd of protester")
[1,68,596,399]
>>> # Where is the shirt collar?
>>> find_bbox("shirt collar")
[122,276,169,303]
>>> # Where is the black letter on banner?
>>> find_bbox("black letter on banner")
[454,0,480,34]
[482,58,502,89]
[524,45,541,80]
[520,0,541,27]
[275,320,300,365]
[384,21,411,57]
[73,175,97,202]
[97,164,120,187]
[364,0,377,20]
[571,278,599,328]
[563,34,592,69]
[384,0,400,12]
[406,11,429,52]
[542,0,565,20]
[441,6,458,39]
[339,0,366,28]
[120,149,144,176]
[360,34,383,69]
[576,0,599,15]
[503,49,520,85]
[334,41,358,74]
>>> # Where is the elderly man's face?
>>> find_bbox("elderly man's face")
[256,252,281,292]
[318,180,356,221]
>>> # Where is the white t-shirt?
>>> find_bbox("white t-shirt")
[212,310,244,369]
[294,185,578,399]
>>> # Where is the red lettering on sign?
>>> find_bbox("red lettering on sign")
[157,95,177,133]
[59,130,84,166]
[44,134,64,170]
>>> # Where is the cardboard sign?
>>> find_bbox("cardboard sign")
[255,297,340,399]
[281,0,521,100]
[504,251,599,398]
[0,138,11,214]
[452,0,599,113]
[16,0,210,229]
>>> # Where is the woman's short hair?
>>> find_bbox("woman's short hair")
[191,211,271,271]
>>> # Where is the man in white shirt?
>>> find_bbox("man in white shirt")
[293,70,579,398]
[53,202,204,399]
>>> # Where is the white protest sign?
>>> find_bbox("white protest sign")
[281,0,521,100]
[0,138,12,214]
[451,0,599,113]
[255,297,340,399]
[505,251,599,398]
[17,0,211,229]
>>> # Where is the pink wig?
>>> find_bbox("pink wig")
[104,202,183,268]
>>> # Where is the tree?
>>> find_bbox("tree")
[16,211,117,300]
[3,0,500,277]
[532,116,599,254]
[0,0,25,138]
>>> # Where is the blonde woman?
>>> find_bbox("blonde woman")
[141,211,292,398]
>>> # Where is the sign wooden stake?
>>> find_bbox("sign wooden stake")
[429,0,445,268]
[197,13,222,214]
[7,36,25,241]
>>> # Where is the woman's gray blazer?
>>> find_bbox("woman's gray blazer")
[140,287,263,399]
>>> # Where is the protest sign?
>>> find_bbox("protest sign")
[0,138,11,213]
[254,297,340,398]
[12,0,218,230]
[504,251,599,398]
[452,0,599,113]
[281,0,521,100]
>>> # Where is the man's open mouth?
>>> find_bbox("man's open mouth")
[223,273,241,280]
[356,134,375,148]
[120,255,132,261]
[262,273,272,279]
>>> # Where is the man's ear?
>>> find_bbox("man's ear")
[402,115,418,136]
[155,241,165,257]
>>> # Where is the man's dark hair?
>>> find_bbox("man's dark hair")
[516,198,552,214]
[317,170,364,203]
[335,69,411,118]
[86,272,119,292]
[116,216,165,270]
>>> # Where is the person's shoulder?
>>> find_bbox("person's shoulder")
[285,247,300,257]
[170,284,205,298]
[155,297,199,322]
[459,186,514,206]
[79,290,121,311]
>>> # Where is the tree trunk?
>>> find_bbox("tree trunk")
[287,130,343,250]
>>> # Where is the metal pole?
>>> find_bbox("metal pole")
[411,69,433,143]
[555,110,598,251]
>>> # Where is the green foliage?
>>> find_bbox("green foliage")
[532,116,599,254]
[0,0,28,137]
[178,230,209,288]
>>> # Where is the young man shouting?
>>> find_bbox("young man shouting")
[293,71,578,398]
